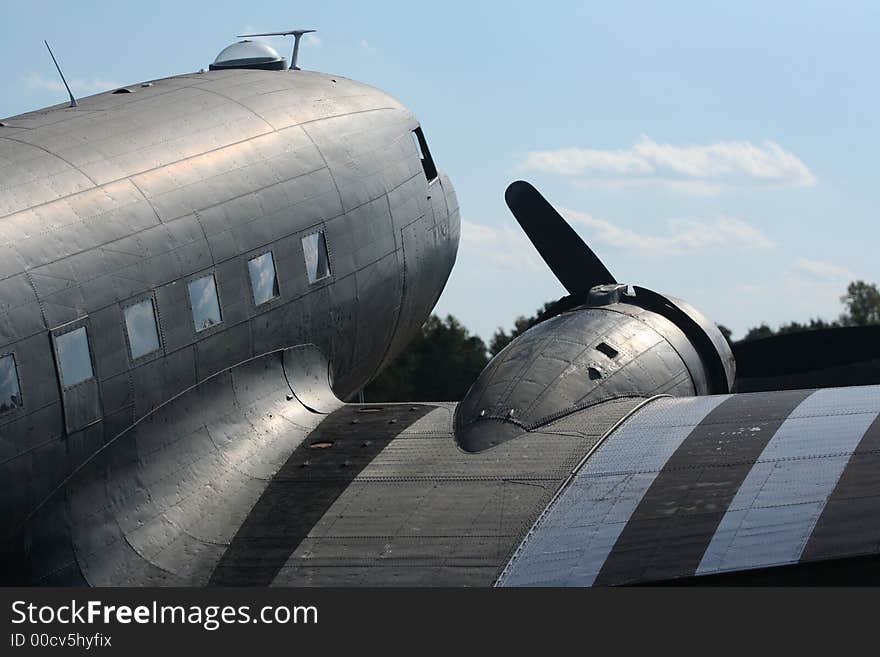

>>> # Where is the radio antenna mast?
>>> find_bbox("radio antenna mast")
[236,29,317,70]
[44,40,77,108]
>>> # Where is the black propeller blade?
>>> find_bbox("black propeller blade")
[733,325,880,392]
[505,180,615,297]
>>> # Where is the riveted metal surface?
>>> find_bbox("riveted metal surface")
[209,403,436,586]
[21,348,340,585]
[498,386,880,586]
[266,400,642,586]
[592,388,813,585]
[9,390,642,585]
[455,305,699,452]
[800,412,880,562]
[283,344,338,413]
[497,396,729,586]
[0,67,460,578]
[697,386,880,575]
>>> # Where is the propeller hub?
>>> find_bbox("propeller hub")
[587,283,630,307]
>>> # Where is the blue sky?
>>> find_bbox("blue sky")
[2,1,877,341]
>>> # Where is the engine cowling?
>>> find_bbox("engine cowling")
[454,284,734,452]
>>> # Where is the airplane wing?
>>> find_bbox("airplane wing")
[29,343,880,586]
[498,385,880,586]
[30,343,646,586]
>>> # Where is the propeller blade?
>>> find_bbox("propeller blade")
[733,325,880,392]
[505,180,615,296]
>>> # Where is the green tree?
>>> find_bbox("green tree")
[365,314,488,402]
[840,280,880,326]
[777,318,839,334]
[740,280,879,341]
[742,323,775,342]
[738,317,842,341]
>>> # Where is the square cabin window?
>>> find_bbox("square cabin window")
[0,354,22,414]
[124,298,161,359]
[54,327,95,388]
[302,231,331,284]
[188,274,223,332]
[248,252,279,306]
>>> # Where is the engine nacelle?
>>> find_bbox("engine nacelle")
[454,284,735,452]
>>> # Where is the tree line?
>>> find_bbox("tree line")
[364,280,880,402]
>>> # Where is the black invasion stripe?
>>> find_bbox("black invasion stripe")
[208,404,434,586]
[593,389,814,586]
[800,410,880,562]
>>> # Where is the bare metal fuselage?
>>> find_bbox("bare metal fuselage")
[0,68,459,581]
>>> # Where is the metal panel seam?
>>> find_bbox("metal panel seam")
[493,394,671,586]
[0,134,99,187]
[14,346,323,535]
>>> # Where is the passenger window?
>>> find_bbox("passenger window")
[302,231,332,283]
[0,353,22,413]
[248,252,280,305]
[411,127,438,182]
[187,274,223,332]
[54,327,95,388]
[124,298,161,359]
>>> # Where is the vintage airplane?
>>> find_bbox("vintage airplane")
[2,35,880,586]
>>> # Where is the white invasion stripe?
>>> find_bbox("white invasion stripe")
[499,395,729,586]
[697,385,880,576]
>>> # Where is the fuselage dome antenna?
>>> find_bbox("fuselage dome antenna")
[235,29,317,71]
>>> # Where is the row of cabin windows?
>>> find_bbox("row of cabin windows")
[0,230,332,414]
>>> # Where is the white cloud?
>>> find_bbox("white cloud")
[24,72,120,96]
[521,135,816,195]
[461,208,772,271]
[561,207,775,256]
[575,178,733,197]
[789,257,855,283]
[460,220,544,272]
[523,146,652,176]
[304,34,322,47]
[359,39,371,50]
